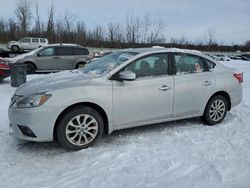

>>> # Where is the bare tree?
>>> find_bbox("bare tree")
[148,19,165,44]
[47,3,55,42]
[207,26,217,46]
[107,22,124,45]
[8,18,18,40]
[15,0,32,36]
[125,14,140,45]
[142,14,151,43]
[75,21,87,45]
[33,0,41,35]
[64,11,77,34]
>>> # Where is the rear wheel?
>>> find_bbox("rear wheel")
[25,63,36,74]
[57,106,104,150]
[203,95,228,125]
[11,45,20,52]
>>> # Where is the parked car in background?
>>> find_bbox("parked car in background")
[13,44,93,73]
[0,48,9,58]
[9,48,243,150]
[230,54,250,61]
[213,54,230,61]
[0,59,10,81]
[7,37,48,52]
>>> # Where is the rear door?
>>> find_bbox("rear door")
[31,38,40,49]
[55,47,75,70]
[172,53,215,116]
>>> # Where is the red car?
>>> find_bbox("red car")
[0,63,10,81]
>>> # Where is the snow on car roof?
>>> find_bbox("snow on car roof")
[118,47,202,55]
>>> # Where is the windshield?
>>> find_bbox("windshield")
[79,51,138,76]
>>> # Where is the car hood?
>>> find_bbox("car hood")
[15,70,92,96]
[10,48,40,63]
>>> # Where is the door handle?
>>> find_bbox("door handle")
[53,57,61,59]
[159,85,171,91]
[202,81,212,86]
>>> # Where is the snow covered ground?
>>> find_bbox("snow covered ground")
[0,60,250,188]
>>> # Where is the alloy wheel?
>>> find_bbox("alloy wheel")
[65,114,98,146]
[209,99,226,122]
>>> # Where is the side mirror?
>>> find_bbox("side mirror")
[37,53,41,57]
[119,70,136,81]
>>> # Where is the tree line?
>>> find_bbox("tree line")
[0,0,249,52]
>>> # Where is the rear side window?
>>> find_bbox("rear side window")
[73,47,89,55]
[202,57,216,69]
[55,47,73,56]
[174,53,205,75]
[32,38,39,43]
[40,39,46,43]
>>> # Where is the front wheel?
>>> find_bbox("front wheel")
[25,63,36,74]
[202,95,228,125]
[57,106,104,150]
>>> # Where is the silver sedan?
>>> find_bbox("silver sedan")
[8,48,243,150]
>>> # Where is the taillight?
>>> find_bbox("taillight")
[233,72,243,83]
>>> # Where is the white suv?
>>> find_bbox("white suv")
[7,37,48,52]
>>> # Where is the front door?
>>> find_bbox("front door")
[112,53,174,126]
[35,47,58,70]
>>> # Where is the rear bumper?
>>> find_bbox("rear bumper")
[229,87,242,108]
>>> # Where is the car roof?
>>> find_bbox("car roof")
[118,47,202,56]
[44,43,83,47]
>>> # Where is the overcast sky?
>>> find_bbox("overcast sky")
[0,0,249,45]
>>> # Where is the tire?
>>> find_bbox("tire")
[25,63,36,74]
[75,62,85,69]
[202,95,228,125]
[57,106,104,150]
[11,45,20,52]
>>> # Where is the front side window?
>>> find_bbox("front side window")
[39,47,54,56]
[174,53,205,75]
[124,53,169,79]
[20,38,31,43]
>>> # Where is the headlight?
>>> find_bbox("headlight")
[14,94,52,108]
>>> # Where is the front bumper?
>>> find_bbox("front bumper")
[8,104,61,142]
